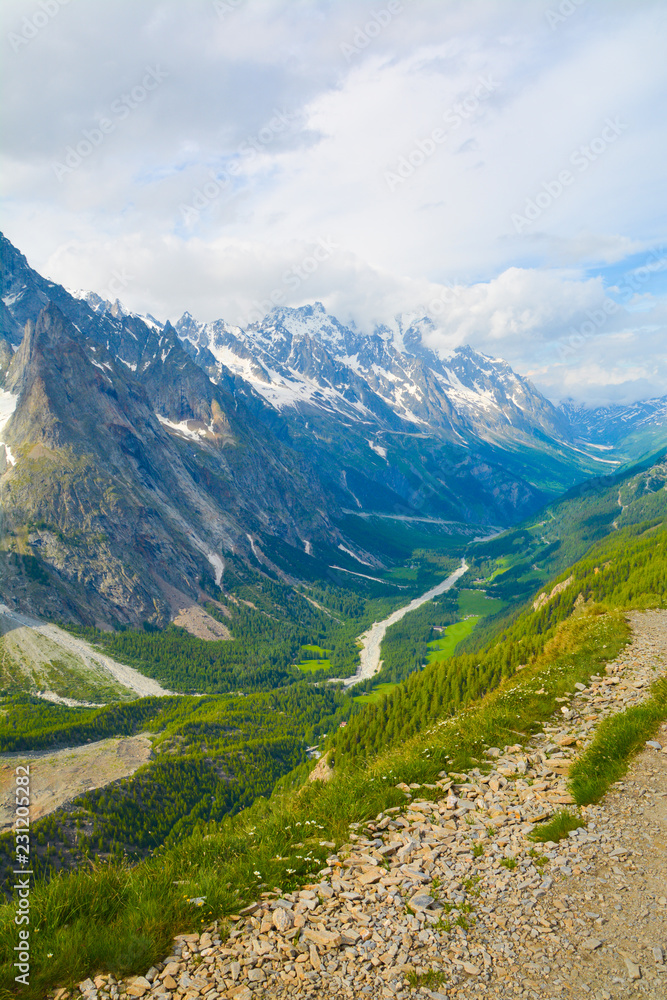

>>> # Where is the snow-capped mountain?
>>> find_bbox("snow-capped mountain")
[561,397,667,457]
[175,302,574,452]
[0,231,633,626]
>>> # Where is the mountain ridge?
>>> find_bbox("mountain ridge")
[0,231,652,630]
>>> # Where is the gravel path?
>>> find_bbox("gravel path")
[62,610,667,1000]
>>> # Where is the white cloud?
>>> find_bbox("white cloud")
[1,0,666,404]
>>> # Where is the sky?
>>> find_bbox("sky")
[1,0,666,404]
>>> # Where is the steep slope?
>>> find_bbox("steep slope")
[175,304,614,527]
[0,303,346,626]
[6,485,667,999]
[465,447,667,606]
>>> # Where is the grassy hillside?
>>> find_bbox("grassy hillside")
[463,450,667,606]
[2,506,666,998]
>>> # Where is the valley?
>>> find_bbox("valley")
[337,558,469,687]
[0,232,666,999]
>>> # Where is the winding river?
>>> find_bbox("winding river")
[340,557,469,688]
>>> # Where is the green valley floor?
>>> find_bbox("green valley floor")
[55,610,667,1000]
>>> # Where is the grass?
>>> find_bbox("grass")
[426,617,480,663]
[457,589,506,617]
[296,644,332,673]
[406,968,447,989]
[569,676,667,804]
[0,606,631,997]
[353,683,398,705]
[383,566,418,582]
[296,659,332,673]
[529,809,583,843]
[424,590,506,665]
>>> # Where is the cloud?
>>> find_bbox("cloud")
[1,0,666,404]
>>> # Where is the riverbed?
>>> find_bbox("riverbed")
[339,558,469,688]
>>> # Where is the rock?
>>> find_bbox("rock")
[619,951,641,980]
[228,987,252,1000]
[273,897,294,909]
[160,963,180,978]
[653,945,665,964]
[358,868,382,885]
[645,740,662,750]
[238,902,260,916]
[247,968,266,982]
[309,944,322,970]
[303,927,342,949]
[79,982,96,995]
[128,978,151,991]
[462,961,481,975]
[408,892,434,911]
[273,906,294,931]
[581,937,603,951]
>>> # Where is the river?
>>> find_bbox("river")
[340,557,469,688]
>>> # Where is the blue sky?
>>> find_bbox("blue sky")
[1,0,666,403]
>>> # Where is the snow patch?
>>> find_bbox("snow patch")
[0,390,18,468]
[338,543,374,567]
[247,534,262,562]
[367,440,387,460]
[90,358,113,373]
[207,552,224,587]
[156,414,205,441]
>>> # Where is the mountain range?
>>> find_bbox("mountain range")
[1,231,666,628]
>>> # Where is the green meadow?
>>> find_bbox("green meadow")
[296,644,332,673]
[426,590,506,664]
[353,682,398,705]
